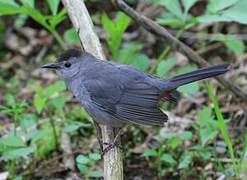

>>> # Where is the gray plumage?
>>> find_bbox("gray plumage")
[42,49,229,127]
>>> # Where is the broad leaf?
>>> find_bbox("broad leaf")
[142,149,158,157]
[197,14,231,23]
[46,0,60,16]
[64,28,80,45]
[154,0,183,19]
[156,56,177,77]
[34,94,46,114]
[221,0,247,24]
[207,0,239,13]
[161,153,177,165]
[2,146,35,161]
[20,0,34,7]
[0,135,25,147]
[178,152,192,169]
[76,155,90,164]
[129,54,150,72]
[179,131,192,141]
[0,0,20,15]
[200,128,218,146]
[52,96,66,110]
[47,81,66,97]
[89,153,101,161]
[182,0,198,13]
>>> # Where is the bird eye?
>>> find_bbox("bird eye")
[64,62,71,68]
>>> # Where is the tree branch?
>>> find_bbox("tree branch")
[61,0,123,179]
[113,0,247,102]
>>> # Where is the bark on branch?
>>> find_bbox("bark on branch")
[61,0,123,179]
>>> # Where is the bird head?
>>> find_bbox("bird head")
[42,48,87,80]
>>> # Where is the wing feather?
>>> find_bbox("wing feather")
[82,64,169,126]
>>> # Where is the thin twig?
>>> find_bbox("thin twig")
[61,0,123,179]
[113,0,247,102]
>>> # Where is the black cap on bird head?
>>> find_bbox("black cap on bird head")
[57,48,83,62]
[41,48,96,70]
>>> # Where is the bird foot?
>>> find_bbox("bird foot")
[101,142,123,156]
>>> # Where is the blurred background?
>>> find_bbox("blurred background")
[0,0,247,179]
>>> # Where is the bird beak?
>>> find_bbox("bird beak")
[41,62,60,69]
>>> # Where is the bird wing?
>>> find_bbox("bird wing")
[116,81,168,126]
[83,76,168,126]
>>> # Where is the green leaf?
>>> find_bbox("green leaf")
[197,106,212,125]
[156,56,177,77]
[154,0,183,19]
[64,28,80,45]
[168,137,182,149]
[142,149,158,157]
[20,0,34,7]
[160,132,176,139]
[15,14,28,28]
[62,122,91,133]
[197,106,212,124]
[118,42,143,63]
[182,0,198,13]
[49,8,67,29]
[161,153,176,165]
[129,54,150,72]
[62,124,80,133]
[76,155,90,164]
[179,131,192,141]
[4,94,16,107]
[46,0,60,15]
[178,152,192,169]
[101,13,115,34]
[191,145,212,160]
[89,171,103,178]
[2,146,35,161]
[52,96,66,110]
[212,34,245,54]
[207,0,239,13]
[89,153,101,161]
[102,12,130,58]
[116,12,131,33]
[197,14,231,23]
[77,164,89,175]
[156,15,184,27]
[223,37,245,55]
[200,128,218,146]
[31,126,58,159]
[0,0,20,15]
[197,107,219,129]
[198,0,247,24]
[177,66,200,95]
[0,135,26,147]
[34,94,46,114]
[47,81,66,97]
[20,113,37,132]
[222,0,247,24]
[20,4,49,29]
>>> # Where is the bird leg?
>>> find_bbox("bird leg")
[101,127,124,156]
[93,121,104,152]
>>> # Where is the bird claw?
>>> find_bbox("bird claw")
[101,142,123,156]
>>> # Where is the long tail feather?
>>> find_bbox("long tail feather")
[165,64,229,89]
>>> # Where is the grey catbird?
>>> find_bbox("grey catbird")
[42,48,229,126]
[42,49,228,150]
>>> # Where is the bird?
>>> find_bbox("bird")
[42,48,229,152]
